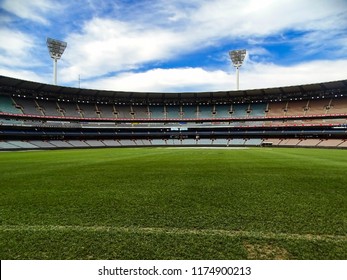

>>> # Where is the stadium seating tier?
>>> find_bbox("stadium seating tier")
[1,76,347,149]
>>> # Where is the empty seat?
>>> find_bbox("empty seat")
[0,95,22,114]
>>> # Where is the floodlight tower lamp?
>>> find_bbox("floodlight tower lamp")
[46,37,67,85]
[229,49,246,90]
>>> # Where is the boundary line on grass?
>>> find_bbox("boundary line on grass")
[1,225,346,242]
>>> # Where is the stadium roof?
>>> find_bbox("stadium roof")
[0,75,346,103]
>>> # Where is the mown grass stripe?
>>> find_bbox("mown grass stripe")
[1,148,346,259]
[1,225,345,242]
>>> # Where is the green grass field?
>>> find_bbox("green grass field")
[0,147,346,259]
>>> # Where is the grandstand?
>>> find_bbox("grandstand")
[0,75,346,150]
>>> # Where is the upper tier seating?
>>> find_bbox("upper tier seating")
[97,104,117,118]
[13,97,43,115]
[78,103,100,118]
[328,97,347,114]
[248,103,267,117]
[182,105,197,118]
[149,106,165,119]
[165,105,181,119]
[37,100,63,116]
[231,104,249,117]
[198,105,213,118]
[131,106,149,119]
[114,105,132,118]
[266,101,287,117]
[307,99,330,115]
[58,102,81,117]
[286,100,310,116]
[0,95,22,114]
[215,105,231,118]
[2,95,347,122]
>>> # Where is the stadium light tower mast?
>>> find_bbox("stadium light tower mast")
[229,49,246,90]
[46,37,67,85]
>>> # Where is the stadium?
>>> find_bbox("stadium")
[1,75,347,149]
[0,74,346,260]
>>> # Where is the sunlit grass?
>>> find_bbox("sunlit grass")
[0,147,346,259]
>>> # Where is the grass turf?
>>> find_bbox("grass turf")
[0,147,346,259]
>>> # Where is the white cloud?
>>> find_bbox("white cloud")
[81,59,347,93]
[60,18,185,82]
[188,0,347,38]
[2,56,347,93]
[84,67,231,92]
[0,67,48,83]
[1,0,57,24]
[58,0,347,85]
[0,28,36,67]
[1,0,346,92]
[242,59,347,89]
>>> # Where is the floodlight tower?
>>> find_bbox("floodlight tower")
[46,37,67,85]
[229,49,246,90]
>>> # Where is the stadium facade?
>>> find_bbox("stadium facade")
[0,75,347,149]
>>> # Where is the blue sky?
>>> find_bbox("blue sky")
[0,0,347,92]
